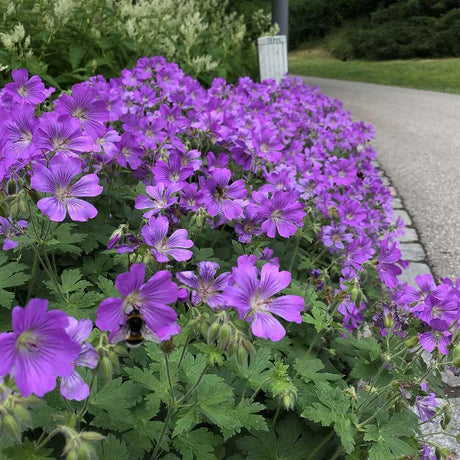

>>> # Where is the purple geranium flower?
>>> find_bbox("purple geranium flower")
[141,216,193,262]
[0,217,27,250]
[36,113,96,158]
[201,168,246,219]
[60,318,98,401]
[135,183,179,219]
[419,319,452,355]
[377,237,406,288]
[177,261,231,308]
[0,299,80,397]
[223,256,304,341]
[3,69,48,105]
[338,298,365,333]
[257,191,305,238]
[96,263,180,342]
[55,82,108,138]
[416,383,438,422]
[31,156,103,222]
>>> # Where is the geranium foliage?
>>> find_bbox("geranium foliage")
[0,57,458,459]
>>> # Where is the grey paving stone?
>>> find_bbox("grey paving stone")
[399,227,418,242]
[400,243,425,262]
[388,186,398,197]
[392,197,403,209]
[393,209,412,226]
[380,176,390,186]
[398,262,432,286]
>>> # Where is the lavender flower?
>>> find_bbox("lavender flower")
[0,299,80,397]
[141,216,193,262]
[31,157,103,222]
[60,318,98,401]
[3,69,48,105]
[96,263,180,342]
[177,261,231,308]
[223,256,304,341]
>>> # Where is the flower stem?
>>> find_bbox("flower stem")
[165,354,176,404]
[306,430,335,460]
[35,427,61,450]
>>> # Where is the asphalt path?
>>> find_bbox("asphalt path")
[299,76,460,281]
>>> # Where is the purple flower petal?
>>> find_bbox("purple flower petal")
[66,198,98,221]
[37,197,67,221]
[251,312,286,341]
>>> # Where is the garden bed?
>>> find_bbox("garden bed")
[0,57,458,459]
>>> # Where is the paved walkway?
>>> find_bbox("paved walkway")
[299,76,460,281]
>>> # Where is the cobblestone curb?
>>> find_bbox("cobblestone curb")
[374,160,460,457]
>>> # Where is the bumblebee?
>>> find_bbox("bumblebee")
[111,309,157,347]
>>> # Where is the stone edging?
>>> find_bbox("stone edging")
[373,160,460,457]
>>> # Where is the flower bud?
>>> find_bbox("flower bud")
[350,286,361,304]
[404,336,419,348]
[453,344,460,367]
[281,388,297,410]
[14,404,30,423]
[200,321,209,338]
[160,338,175,354]
[242,338,255,355]
[18,192,29,217]
[383,313,394,329]
[108,350,120,367]
[218,323,232,348]
[441,406,451,430]
[7,178,17,196]
[99,356,113,380]
[76,445,93,460]
[236,346,248,366]
[0,203,8,217]
[80,431,105,442]
[3,414,20,441]
[227,342,238,356]
[66,452,79,460]
[9,202,20,220]
[206,322,220,344]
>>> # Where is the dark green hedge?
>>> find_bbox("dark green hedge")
[290,0,460,60]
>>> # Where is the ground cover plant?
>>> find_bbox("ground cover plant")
[0,57,458,459]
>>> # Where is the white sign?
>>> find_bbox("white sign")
[257,35,288,83]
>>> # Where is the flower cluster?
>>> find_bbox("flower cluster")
[0,57,458,412]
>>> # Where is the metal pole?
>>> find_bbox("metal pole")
[271,0,289,48]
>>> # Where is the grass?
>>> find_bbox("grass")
[288,49,460,95]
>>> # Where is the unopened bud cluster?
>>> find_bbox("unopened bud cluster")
[0,380,36,441]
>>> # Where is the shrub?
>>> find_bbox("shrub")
[0,0,274,89]
[0,59,458,459]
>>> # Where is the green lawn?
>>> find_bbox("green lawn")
[288,49,460,94]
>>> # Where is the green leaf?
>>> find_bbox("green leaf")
[303,300,328,332]
[60,269,91,294]
[46,223,86,255]
[301,383,358,453]
[97,276,119,298]
[363,411,419,460]
[236,415,317,460]
[96,434,129,460]
[0,252,30,309]
[192,247,215,262]
[294,356,342,384]
[173,428,221,460]
[89,378,143,431]
[334,337,382,361]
